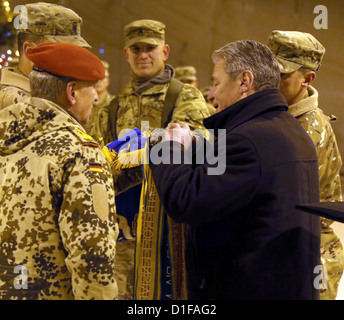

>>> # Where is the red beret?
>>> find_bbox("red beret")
[27,42,105,81]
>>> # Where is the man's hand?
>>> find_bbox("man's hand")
[163,122,193,150]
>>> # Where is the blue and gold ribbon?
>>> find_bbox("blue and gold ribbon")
[103,128,187,300]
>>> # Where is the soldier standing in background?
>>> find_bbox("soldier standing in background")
[199,85,216,116]
[175,66,215,116]
[93,19,211,300]
[84,60,114,137]
[0,42,118,300]
[268,30,344,300]
[0,2,90,110]
[174,65,198,87]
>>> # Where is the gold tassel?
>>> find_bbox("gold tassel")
[102,146,144,170]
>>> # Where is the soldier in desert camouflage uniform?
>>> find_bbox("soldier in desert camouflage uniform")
[268,30,344,300]
[0,42,118,300]
[92,19,211,300]
[0,2,90,110]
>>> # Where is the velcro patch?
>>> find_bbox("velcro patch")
[92,184,109,221]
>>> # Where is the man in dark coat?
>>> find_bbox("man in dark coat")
[149,40,321,300]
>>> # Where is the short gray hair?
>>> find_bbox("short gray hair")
[29,71,73,102]
[212,40,280,91]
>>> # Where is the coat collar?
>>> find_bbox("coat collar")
[203,89,288,133]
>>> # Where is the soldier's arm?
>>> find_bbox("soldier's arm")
[0,86,31,110]
[171,84,211,136]
[299,112,343,202]
[299,111,343,227]
[58,149,118,300]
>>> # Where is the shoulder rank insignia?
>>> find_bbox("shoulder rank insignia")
[75,127,96,141]
[74,127,100,148]
[83,141,100,148]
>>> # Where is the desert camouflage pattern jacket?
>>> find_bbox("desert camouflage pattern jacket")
[0,97,119,300]
[0,67,31,110]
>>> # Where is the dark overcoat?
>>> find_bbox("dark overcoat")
[150,89,321,300]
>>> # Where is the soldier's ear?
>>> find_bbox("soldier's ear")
[124,47,130,62]
[23,41,36,57]
[162,44,170,61]
[65,81,77,106]
[302,71,316,88]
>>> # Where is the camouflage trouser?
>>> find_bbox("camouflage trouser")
[320,225,344,300]
[114,240,135,300]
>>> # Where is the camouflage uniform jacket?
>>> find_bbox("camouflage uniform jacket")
[0,97,119,300]
[0,67,31,110]
[289,86,344,300]
[289,86,342,205]
[94,81,211,145]
[93,79,210,300]
[83,92,114,137]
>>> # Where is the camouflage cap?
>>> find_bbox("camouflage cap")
[200,86,211,98]
[101,60,110,77]
[19,2,90,48]
[268,30,325,73]
[175,66,197,81]
[124,19,165,48]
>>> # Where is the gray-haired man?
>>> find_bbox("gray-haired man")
[150,40,321,299]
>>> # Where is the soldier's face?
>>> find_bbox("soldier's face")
[70,81,99,125]
[124,42,170,79]
[279,70,306,106]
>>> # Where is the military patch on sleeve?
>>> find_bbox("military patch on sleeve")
[89,162,103,172]
[92,184,110,221]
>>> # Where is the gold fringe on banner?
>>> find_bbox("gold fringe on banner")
[103,131,188,300]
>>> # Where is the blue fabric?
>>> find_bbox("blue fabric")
[106,128,148,154]
[106,128,148,241]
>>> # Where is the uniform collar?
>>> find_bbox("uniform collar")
[287,86,318,118]
[0,67,31,92]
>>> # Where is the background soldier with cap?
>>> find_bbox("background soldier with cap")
[175,65,198,87]
[175,66,215,115]
[93,19,211,300]
[0,2,90,110]
[268,30,344,300]
[84,60,114,136]
[0,42,118,300]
